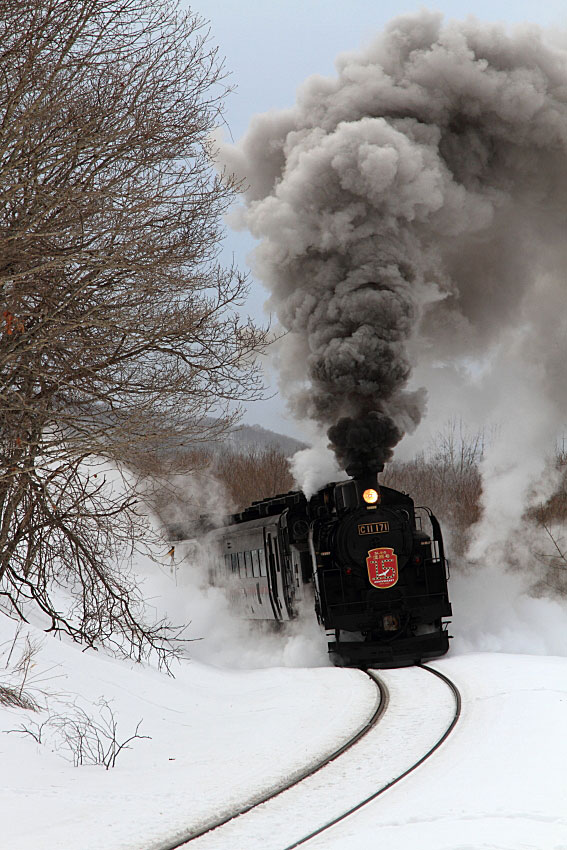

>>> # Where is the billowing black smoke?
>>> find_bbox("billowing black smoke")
[221,12,567,475]
[328,413,402,477]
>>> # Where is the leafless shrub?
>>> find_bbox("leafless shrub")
[527,451,567,594]
[143,444,294,538]
[214,444,295,511]
[529,517,567,595]
[8,698,150,769]
[528,448,567,525]
[0,624,41,710]
[0,686,37,711]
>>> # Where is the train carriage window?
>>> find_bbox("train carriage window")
[237,551,245,576]
[251,549,260,577]
[258,549,267,577]
[244,550,252,577]
[230,552,239,574]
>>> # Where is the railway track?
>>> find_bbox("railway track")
[156,669,387,850]
[282,663,462,849]
[156,663,460,850]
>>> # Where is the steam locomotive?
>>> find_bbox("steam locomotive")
[207,473,452,667]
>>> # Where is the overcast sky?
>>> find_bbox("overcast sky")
[182,1,567,439]
[192,0,567,137]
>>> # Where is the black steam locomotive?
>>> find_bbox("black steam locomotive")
[208,473,451,667]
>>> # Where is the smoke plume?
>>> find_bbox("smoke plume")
[221,12,567,475]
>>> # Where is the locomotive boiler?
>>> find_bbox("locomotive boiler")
[207,472,452,668]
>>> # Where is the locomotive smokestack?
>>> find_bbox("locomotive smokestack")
[220,13,567,473]
[350,470,381,505]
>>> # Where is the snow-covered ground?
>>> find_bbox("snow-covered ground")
[0,616,375,850]
[302,654,567,850]
[185,665,459,850]
[1,557,567,850]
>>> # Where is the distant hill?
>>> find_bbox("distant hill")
[225,423,307,456]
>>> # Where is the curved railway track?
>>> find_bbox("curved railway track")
[156,669,387,850]
[282,663,462,849]
[156,663,461,850]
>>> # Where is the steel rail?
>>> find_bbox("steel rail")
[282,663,462,850]
[154,669,388,850]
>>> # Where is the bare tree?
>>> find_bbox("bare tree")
[0,0,268,662]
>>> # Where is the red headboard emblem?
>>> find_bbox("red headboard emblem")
[366,547,398,589]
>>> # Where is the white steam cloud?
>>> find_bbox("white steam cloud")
[137,540,329,669]
[132,473,330,669]
[450,564,567,657]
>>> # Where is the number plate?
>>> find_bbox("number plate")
[358,521,389,535]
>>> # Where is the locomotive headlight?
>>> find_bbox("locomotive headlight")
[362,488,379,505]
